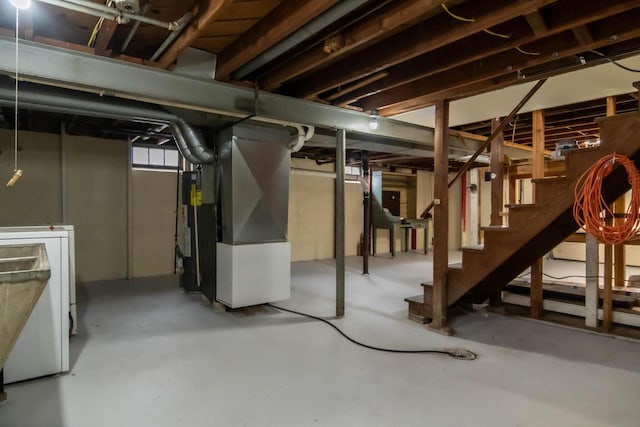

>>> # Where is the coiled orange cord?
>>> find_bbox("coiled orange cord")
[573,153,640,245]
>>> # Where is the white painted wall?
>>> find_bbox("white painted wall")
[288,158,364,262]
[0,129,178,282]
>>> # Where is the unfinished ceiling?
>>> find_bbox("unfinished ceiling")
[0,0,639,168]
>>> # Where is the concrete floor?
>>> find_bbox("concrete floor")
[1,252,640,427]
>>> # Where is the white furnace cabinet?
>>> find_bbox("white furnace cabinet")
[1,226,73,383]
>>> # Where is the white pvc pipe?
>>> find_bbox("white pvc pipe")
[150,12,193,61]
[37,0,117,22]
[289,125,314,152]
[36,0,180,30]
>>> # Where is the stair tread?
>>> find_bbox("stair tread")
[505,203,536,209]
[481,225,509,231]
[566,145,601,156]
[463,245,484,251]
[404,294,424,303]
[531,176,567,183]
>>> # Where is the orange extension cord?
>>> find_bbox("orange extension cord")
[573,153,640,245]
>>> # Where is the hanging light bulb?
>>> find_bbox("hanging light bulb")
[10,0,31,9]
[368,110,379,130]
[6,2,26,187]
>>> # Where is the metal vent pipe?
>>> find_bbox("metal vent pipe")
[0,80,215,164]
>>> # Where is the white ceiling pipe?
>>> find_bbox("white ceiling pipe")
[120,2,149,52]
[36,0,118,22]
[150,12,193,61]
[35,0,182,31]
[289,124,314,152]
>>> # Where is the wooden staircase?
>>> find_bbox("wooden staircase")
[406,113,640,323]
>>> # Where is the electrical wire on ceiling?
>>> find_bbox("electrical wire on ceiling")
[268,304,478,360]
[7,6,23,187]
[440,3,542,55]
[589,50,640,73]
[573,153,640,245]
[87,1,114,47]
[516,46,541,56]
[440,3,511,40]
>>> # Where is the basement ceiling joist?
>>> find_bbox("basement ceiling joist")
[0,1,637,114]
[0,0,637,158]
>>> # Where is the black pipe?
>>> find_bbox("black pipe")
[362,153,370,275]
[173,153,182,275]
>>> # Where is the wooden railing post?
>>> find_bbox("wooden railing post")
[490,118,504,226]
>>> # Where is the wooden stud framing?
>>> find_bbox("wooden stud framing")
[532,110,545,202]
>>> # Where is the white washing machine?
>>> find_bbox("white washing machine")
[0,226,75,383]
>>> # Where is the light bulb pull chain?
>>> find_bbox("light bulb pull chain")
[7,7,23,187]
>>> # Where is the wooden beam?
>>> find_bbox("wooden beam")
[94,19,118,56]
[532,110,545,203]
[360,20,640,111]
[158,0,233,69]
[490,118,504,226]
[290,0,559,99]
[524,10,548,36]
[260,0,446,91]
[326,72,388,102]
[531,257,543,318]
[31,35,162,66]
[333,0,639,106]
[572,25,594,45]
[449,129,553,155]
[429,99,451,333]
[215,0,338,80]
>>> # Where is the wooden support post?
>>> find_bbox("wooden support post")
[508,175,517,205]
[603,96,615,330]
[585,234,599,328]
[531,257,543,318]
[532,110,545,202]
[603,239,613,331]
[429,99,451,334]
[614,197,626,287]
[606,96,626,289]
[490,118,504,226]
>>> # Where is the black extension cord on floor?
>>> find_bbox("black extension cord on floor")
[267,304,477,361]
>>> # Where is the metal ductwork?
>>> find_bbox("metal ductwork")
[169,118,216,164]
[0,79,215,164]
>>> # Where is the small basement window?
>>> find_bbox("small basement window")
[132,144,180,171]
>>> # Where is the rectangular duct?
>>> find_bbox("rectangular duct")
[218,124,290,245]
[216,124,291,308]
